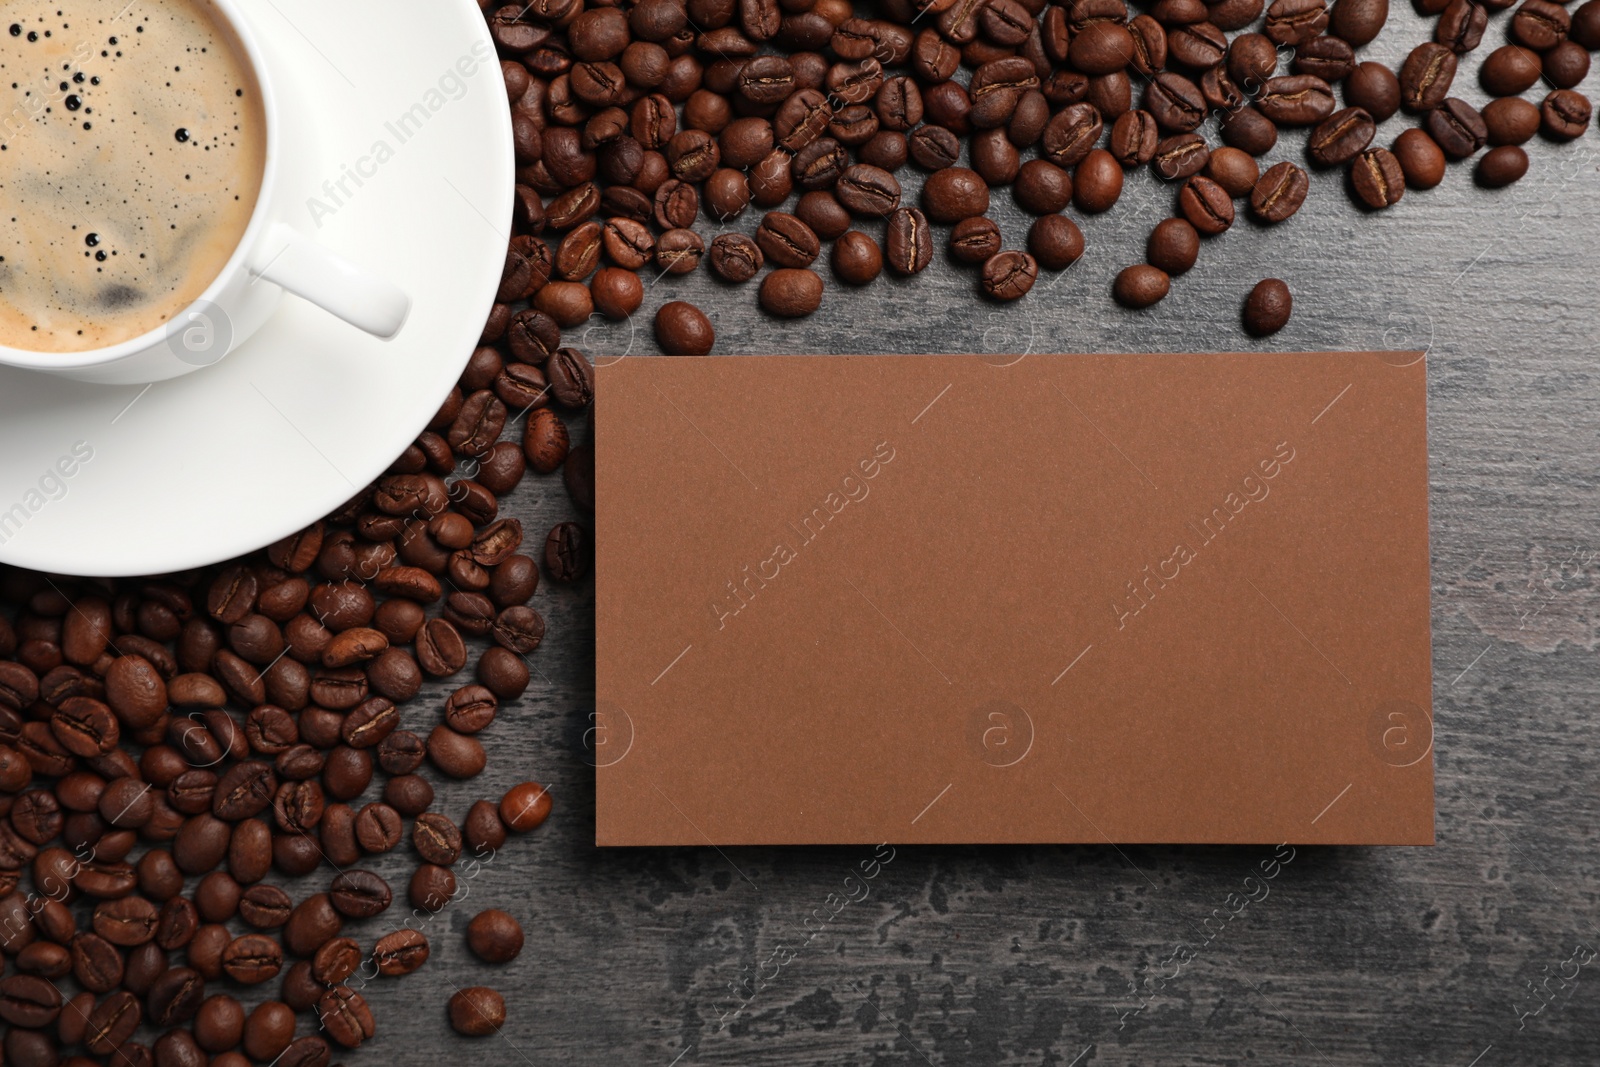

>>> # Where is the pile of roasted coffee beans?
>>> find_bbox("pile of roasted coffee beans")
[0,336,593,1062]
[485,0,1596,344]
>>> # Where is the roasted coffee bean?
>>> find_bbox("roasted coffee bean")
[755,211,822,267]
[1542,89,1592,141]
[0,974,62,1027]
[283,893,342,958]
[1293,34,1355,82]
[1437,0,1488,53]
[354,803,403,854]
[1147,217,1200,275]
[1145,72,1206,132]
[1511,0,1570,50]
[1330,0,1388,46]
[654,228,705,273]
[464,799,508,855]
[1074,149,1123,213]
[544,347,594,408]
[1227,32,1278,90]
[1042,103,1104,168]
[1206,147,1260,196]
[979,251,1039,301]
[1221,105,1278,155]
[1250,161,1310,222]
[413,812,465,866]
[312,937,362,986]
[85,989,142,1054]
[207,764,272,825]
[1265,0,1329,44]
[1543,40,1590,90]
[908,124,961,170]
[222,933,283,984]
[1110,110,1159,167]
[948,217,1003,265]
[416,619,468,677]
[794,192,851,242]
[1258,75,1336,125]
[708,233,764,283]
[653,179,699,230]
[1350,146,1406,208]
[1028,215,1085,270]
[105,656,167,728]
[759,268,826,317]
[490,555,540,609]
[1425,98,1487,158]
[1476,144,1529,187]
[1344,62,1401,124]
[377,731,426,777]
[1179,175,1235,235]
[1153,133,1210,180]
[192,993,244,1055]
[920,167,990,224]
[1243,278,1293,335]
[835,164,903,215]
[1394,128,1447,188]
[374,928,431,976]
[1114,264,1172,309]
[94,895,159,946]
[819,227,877,286]
[12,788,63,841]
[1400,43,1457,112]
[410,863,458,912]
[467,909,525,964]
[385,774,435,817]
[654,301,716,356]
[449,986,507,1037]
[1483,97,1542,146]
[244,999,297,1061]
[239,884,292,929]
[1575,0,1600,48]
[1480,45,1543,97]
[147,966,205,1026]
[428,726,488,779]
[1308,107,1376,166]
[1014,159,1073,213]
[319,985,377,1048]
[501,781,553,832]
[442,593,497,637]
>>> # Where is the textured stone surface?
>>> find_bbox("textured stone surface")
[349,9,1600,1064]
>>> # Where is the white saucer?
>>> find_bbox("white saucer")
[0,0,512,577]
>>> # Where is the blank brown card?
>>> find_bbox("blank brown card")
[594,353,1433,846]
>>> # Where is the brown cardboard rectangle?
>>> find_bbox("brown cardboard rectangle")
[594,353,1433,846]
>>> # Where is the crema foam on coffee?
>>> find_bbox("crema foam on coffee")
[0,1,265,352]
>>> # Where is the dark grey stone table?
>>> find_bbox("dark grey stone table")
[349,6,1600,1064]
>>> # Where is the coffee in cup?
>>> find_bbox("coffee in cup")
[0,0,266,352]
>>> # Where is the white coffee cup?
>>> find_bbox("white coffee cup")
[0,0,410,386]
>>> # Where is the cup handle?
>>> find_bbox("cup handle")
[248,222,411,340]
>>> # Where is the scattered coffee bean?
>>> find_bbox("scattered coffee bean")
[1483,97,1542,147]
[449,986,507,1037]
[467,909,526,964]
[1148,218,1201,276]
[502,781,553,832]
[979,251,1039,301]
[654,300,715,355]
[1243,278,1294,335]
[760,268,825,317]
[1425,98,1488,159]
[1393,128,1448,189]
[1351,147,1407,208]
[1477,144,1530,187]
[831,230,883,285]
[1114,265,1171,309]
[1027,215,1085,271]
